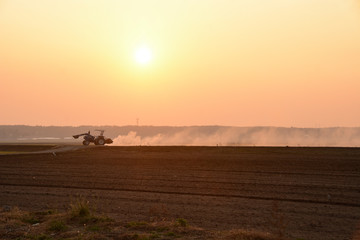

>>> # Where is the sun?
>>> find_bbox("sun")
[134,46,153,65]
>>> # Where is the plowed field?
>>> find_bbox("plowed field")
[1,146,360,239]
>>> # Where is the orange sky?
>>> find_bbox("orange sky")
[1,0,360,127]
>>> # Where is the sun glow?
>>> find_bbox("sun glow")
[134,46,153,65]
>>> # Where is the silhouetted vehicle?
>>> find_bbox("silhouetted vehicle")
[73,130,113,146]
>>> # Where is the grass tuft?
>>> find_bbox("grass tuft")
[176,218,188,227]
[223,229,280,240]
[31,234,53,240]
[37,209,56,216]
[70,198,91,218]
[150,232,160,239]
[48,220,67,232]
[126,221,148,228]
[21,214,40,224]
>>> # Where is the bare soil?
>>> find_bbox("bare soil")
[0,144,58,152]
[0,145,360,240]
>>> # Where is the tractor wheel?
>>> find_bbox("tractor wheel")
[82,140,90,146]
[97,138,105,145]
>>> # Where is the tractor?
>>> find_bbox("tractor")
[73,130,113,146]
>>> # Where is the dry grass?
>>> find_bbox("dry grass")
[217,229,282,240]
[69,197,91,219]
[0,197,294,240]
[0,200,292,240]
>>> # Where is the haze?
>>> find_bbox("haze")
[1,0,360,127]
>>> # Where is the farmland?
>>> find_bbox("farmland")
[0,146,359,239]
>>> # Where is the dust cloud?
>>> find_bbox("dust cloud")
[113,127,360,147]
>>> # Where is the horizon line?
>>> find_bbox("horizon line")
[1,124,360,129]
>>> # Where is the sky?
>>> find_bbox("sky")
[1,0,360,127]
